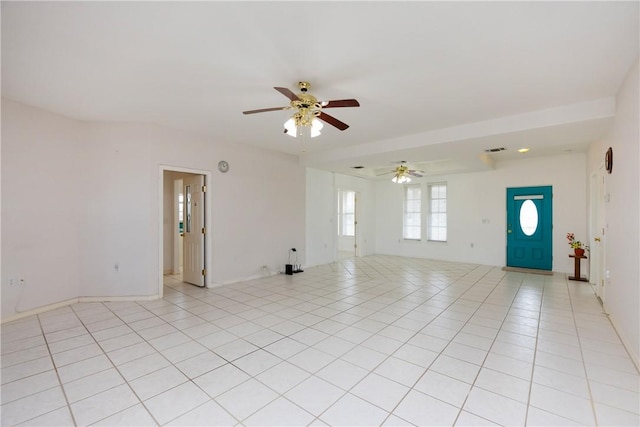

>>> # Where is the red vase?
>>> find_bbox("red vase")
[574,248,585,257]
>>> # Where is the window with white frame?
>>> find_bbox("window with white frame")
[428,182,447,241]
[338,190,356,237]
[403,185,421,240]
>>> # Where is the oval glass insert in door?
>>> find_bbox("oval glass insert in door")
[519,199,539,236]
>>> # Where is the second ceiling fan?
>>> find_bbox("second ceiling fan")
[378,162,424,183]
[243,81,360,137]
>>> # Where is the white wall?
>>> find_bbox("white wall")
[375,153,587,273]
[587,58,639,365]
[305,169,376,267]
[2,98,305,320]
[306,168,337,267]
[1,101,82,316]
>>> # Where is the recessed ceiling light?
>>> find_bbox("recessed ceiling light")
[518,148,530,153]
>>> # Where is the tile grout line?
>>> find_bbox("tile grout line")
[522,273,546,427]
[565,276,600,426]
[450,267,531,425]
[32,309,80,427]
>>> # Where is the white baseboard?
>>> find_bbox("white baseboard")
[77,295,161,303]
[608,312,640,372]
[1,298,80,324]
[206,269,281,288]
[1,294,161,324]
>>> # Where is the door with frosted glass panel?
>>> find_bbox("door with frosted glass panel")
[506,186,552,270]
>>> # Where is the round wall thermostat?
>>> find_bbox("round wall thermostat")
[218,160,229,173]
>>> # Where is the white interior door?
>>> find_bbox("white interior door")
[591,165,606,303]
[183,174,205,286]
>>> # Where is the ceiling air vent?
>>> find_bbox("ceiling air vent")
[351,166,365,169]
[484,147,507,153]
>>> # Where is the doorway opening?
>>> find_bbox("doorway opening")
[159,166,210,296]
[337,189,360,259]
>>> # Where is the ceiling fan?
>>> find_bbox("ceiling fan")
[378,161,424,183]
[242,81,360,137]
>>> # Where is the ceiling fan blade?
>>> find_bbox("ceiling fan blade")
[274,87,300,101]
[408,171,424,178]
[318,112,349,131]
[321,99,360,108]
[242,106,289,115]
[376,171,395,176]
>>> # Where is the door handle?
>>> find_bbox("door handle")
[594,237,601,242]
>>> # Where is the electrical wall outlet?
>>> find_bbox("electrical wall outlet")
[9,278,25,287]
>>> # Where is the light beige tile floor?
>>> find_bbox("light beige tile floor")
[1,255,639,426]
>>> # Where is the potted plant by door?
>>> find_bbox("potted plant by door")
[566,233,588,256]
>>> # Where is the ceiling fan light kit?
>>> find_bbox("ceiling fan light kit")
[243,81,359,139]
[379,162,424,184]
[392,164,412,183]
[284,111,324,138]
[392,174,412,184]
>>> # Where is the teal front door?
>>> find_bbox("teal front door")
[506,186,552,270]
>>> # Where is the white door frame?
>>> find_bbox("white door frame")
[158,165,212,297]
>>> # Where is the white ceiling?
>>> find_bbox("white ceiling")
[2,1,638,177]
